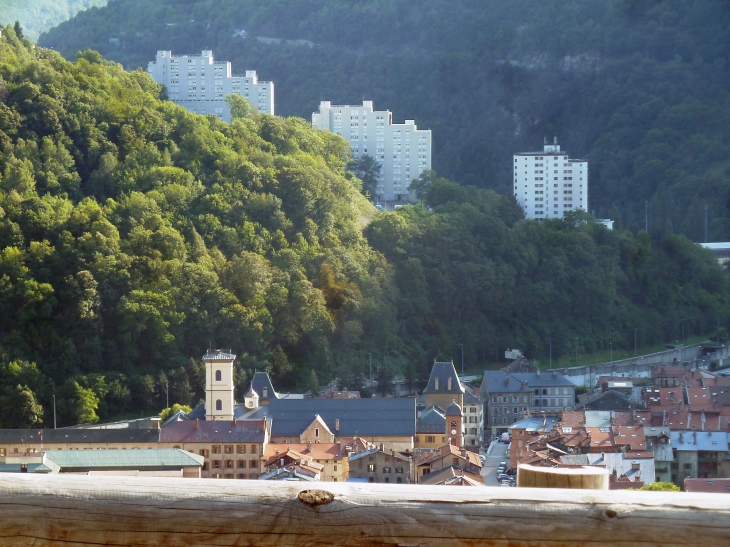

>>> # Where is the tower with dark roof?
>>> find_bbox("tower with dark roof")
[422,361,465,412]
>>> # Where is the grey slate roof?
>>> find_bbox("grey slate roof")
[249,397,416,438]
[423,362,464,394]
[482,371,574,394]
[0,428,159,444]
[463,388,480,405]
[160,420,267,443]
[417,406,446,434]
[670,430,729,452]
[251,372,278,401]
[0,462,56,474]
[42,448,204,469]
[508,416,559,433]
[559,452,655,483]
[446,401,463,417]
[576,390,638,411]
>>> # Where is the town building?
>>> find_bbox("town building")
[0,448,204,478]
[0,428,160,461]
[311,100,431,202]
[415,444,482,481]
[513,138,588,220]
[462,385,483,449]
[415,405,446,449]
[262,442,347,482]
[684,477,730,493]
[418,465,485,486]
[481,370,576,438]
[159,418,269,479]
[348,446,414,483]
[147,50,274,121]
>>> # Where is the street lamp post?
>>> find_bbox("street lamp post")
[549,337,552,369]
[610,343,613,364]
[634,328,637,356]
[575,337,578,367]
[460,343,464,375]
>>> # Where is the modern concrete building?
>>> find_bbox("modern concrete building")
[147,50,274,121]
[312,100,431,202]
[513,138,588,220]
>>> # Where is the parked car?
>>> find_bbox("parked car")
[497,474,511,482]
[478,455,486,463]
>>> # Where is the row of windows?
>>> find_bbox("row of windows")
[205,459,259,470]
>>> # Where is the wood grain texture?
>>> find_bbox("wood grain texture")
[0,474,728,546]
[517,464,609,490]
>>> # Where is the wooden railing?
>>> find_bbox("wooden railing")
[0,473,728,546]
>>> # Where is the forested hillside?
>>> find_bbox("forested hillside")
[0,0,107,41]
[0,27,728,428]
[39,0,730,239]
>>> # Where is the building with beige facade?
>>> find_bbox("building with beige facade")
[159,418,268,479]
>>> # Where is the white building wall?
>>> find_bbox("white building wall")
[513,142,588,220]
[148,50,274,122]
[312,100,431,202]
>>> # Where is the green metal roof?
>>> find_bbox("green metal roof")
[42,448,204,470]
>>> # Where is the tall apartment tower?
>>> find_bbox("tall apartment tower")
[147,50,274,122]
[312,100,431,202]
[203,349,235,420]
[513,139,588,219]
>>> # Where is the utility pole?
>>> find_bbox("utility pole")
[575,337,578,367]
[369,353,372,385]
[610,343,613,364]
[645,200,649,232]
[705,203,708,243]
[166,380,169,409]
[460,343,464,375]
[53,394,57,429]
[549,337,552,369]
[634,328,637,356]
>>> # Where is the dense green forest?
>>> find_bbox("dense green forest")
[39,0,730,239]
[0,26,728,428]
[0,0,108,41]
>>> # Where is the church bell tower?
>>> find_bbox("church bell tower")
[203,349,235,420]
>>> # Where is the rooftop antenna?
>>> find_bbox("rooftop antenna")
[544,136,547,145]
[554,136,557,145]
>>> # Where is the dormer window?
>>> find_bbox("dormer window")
[435,378,439,390]
[447,377,452,390]
[263,387,268,398]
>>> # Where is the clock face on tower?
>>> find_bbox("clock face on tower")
[451,429,457,435]
[246,401,253,408]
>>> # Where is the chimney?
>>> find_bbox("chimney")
[195,419,199,430]
[552,370,557,377]
[233,417,237,425]
[307,441,312,452]
[554,136,557,145]
[335,419,340,433]
[261,417,267,431]
[536,370,541,376]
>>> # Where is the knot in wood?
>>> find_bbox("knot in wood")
[298,489,335,506]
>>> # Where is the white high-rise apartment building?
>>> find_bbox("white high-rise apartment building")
[513,139,588,219]
[147,50,274,122]
[312,100,431,201]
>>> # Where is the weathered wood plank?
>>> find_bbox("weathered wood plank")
[517,464,609,489]
[0,474,728,546]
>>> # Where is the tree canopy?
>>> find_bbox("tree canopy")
[38,0,730,240]
[0,27,728,427]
